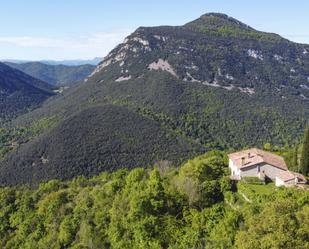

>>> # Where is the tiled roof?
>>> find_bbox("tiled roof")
[276,171,296,182]
[276,171,307,182]
[228,148,287,170]
[292,172,307,182]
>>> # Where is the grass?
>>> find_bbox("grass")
[237,182,277,203]
[243,182,276,194]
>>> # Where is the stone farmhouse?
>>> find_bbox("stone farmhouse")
[228,148,307,187]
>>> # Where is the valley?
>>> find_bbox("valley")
[4,61,96,86]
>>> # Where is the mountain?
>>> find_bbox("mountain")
[5,62,96,86]
[40,57,103,66]
[2,57,102,66]
[0,62,54,121]
[1,12,309,185]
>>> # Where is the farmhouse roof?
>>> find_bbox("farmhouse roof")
[276,171,307,182]
[228,148,288,171]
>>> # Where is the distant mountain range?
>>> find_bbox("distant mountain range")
[2,57,102,66]
[1,13,309,185]
[0,62,54,121]
[5,62,96,86]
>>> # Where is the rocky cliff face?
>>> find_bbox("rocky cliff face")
[89,13,309,99]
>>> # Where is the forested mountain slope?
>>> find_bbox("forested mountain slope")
[0,62,54,121]
[0,105,203,185]
[5,62,95,86]
[1,13,309,185]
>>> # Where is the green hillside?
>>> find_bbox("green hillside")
[0,152,307,248]
[0,62,54,122]
[5,62,95,86]
[0,104,203,185]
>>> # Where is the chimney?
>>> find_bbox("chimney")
[241,157,245,166]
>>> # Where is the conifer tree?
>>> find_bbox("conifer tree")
[292,145,298,171]
[300,125,309,175]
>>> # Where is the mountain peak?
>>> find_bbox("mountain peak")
[200,12,234,19]
[184,12,254,33]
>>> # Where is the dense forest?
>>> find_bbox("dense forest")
[0,151,308,249]
[0,62,54,121]
[0,105,204,185]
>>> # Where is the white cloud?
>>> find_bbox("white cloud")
[0,29,133,60]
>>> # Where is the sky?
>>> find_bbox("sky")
[0,0,309,61]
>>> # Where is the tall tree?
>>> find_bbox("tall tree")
[300,125,309,175]
[292,145,298,171]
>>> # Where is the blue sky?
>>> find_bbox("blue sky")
[1,0,309,60]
